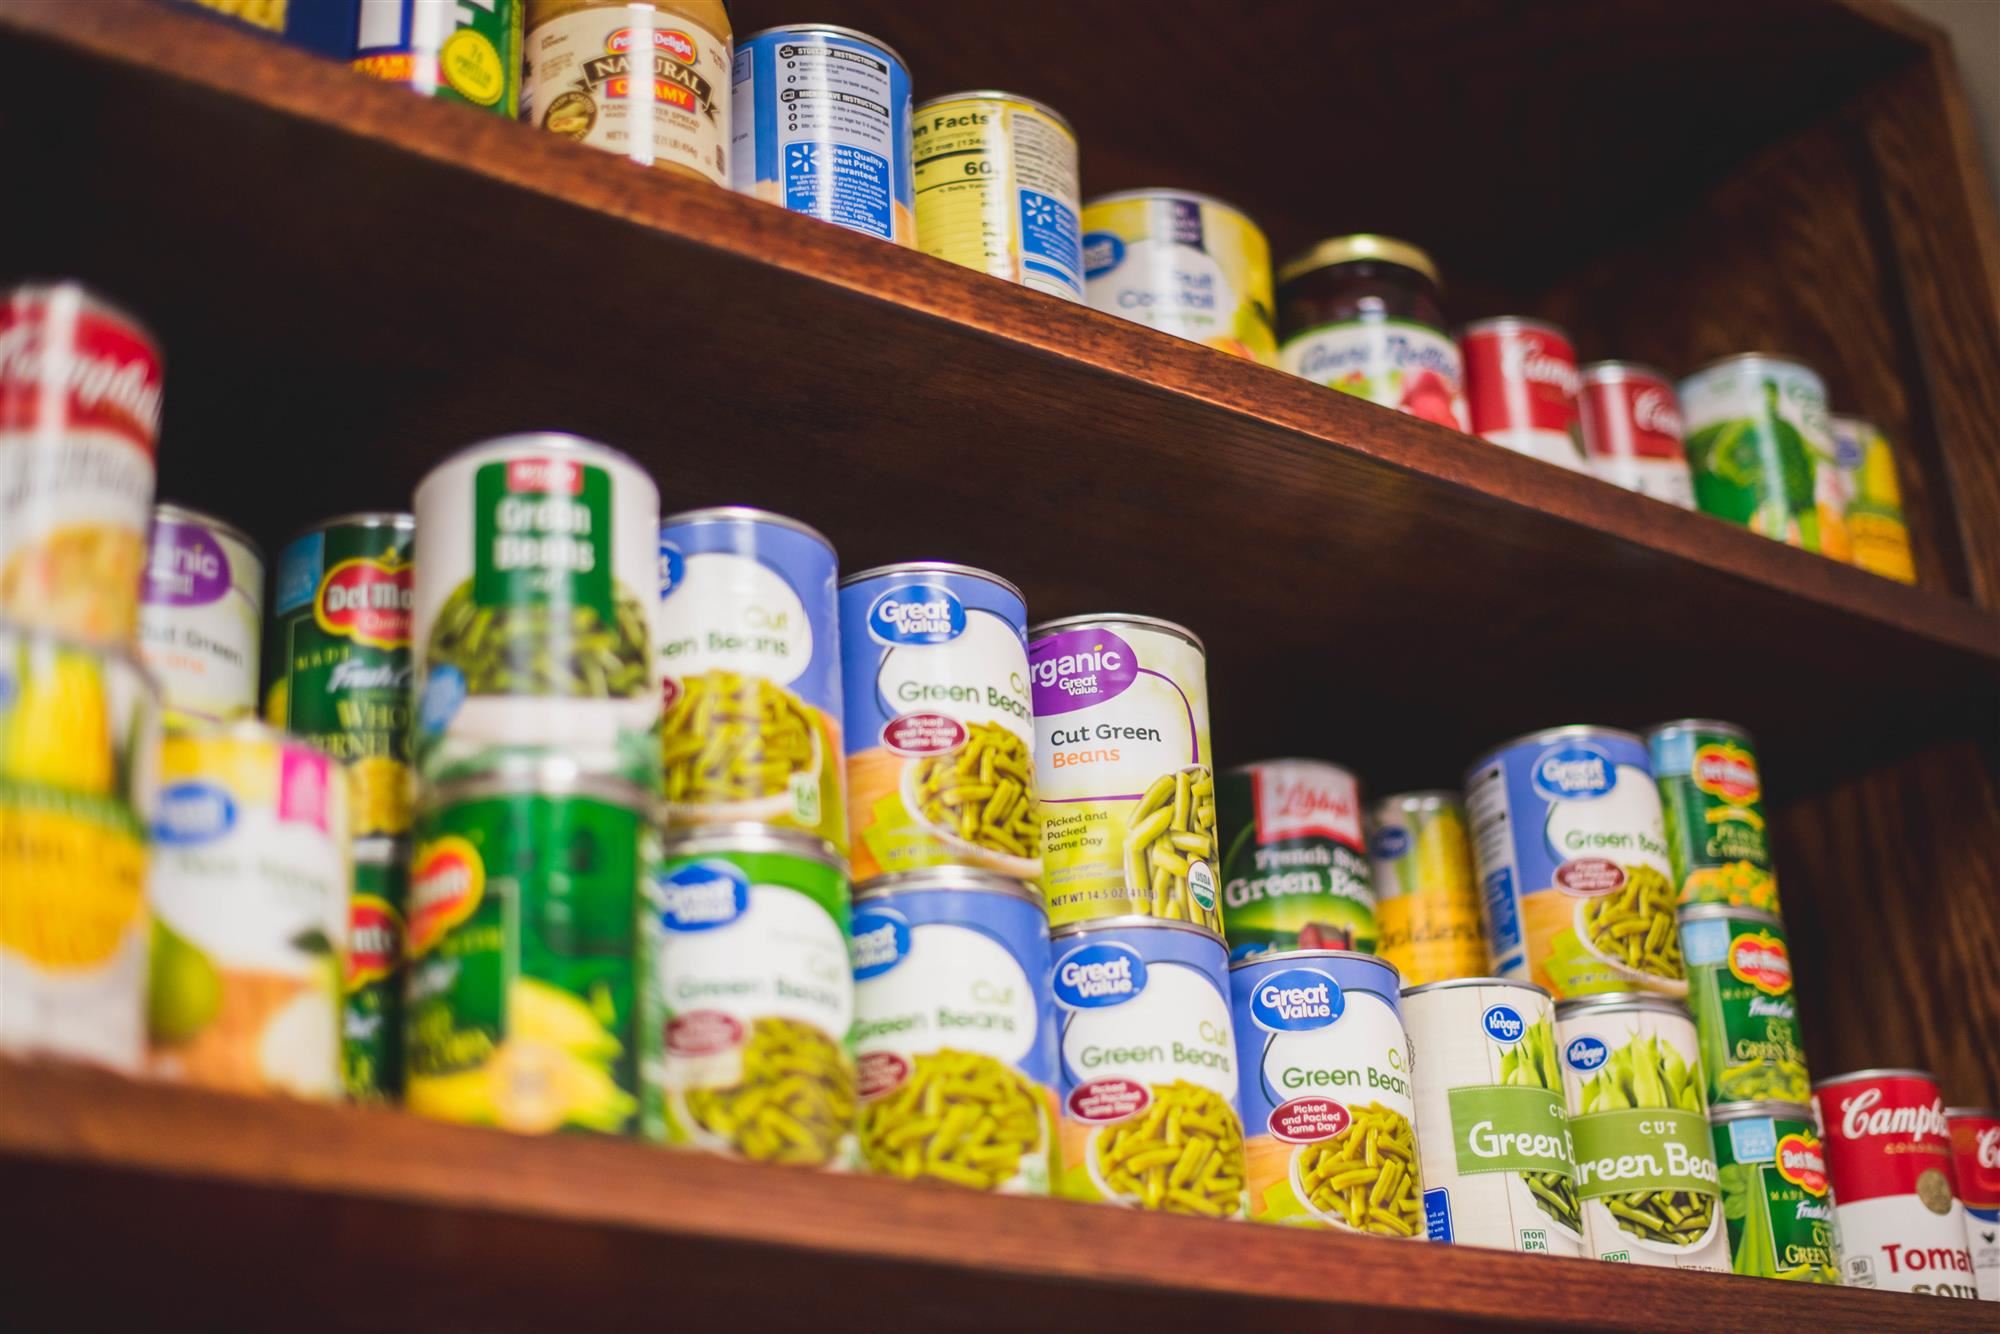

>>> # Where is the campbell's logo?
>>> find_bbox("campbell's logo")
[1837,1086,1952,1143]
[656,860,749,931]
[1250,967,1343,1032]
[346,895,404,990]
[1533,743,1615,801]
[867,583,965,645]
[408,836,485,956]
[1030,627,1138,716]
[314,556,414,649]
[506,457,584,494]
[850,907,910,980]
[1500,336,1581,399]
[1978,1125,2000,1170]
[0,299,164,444]
[606,26,696,62]
[1052,942,1145,1008]
[152,781,237,845]
[1253,766,1361,849]
[1693,742,1760,805]
[1482,1004,1526,1044]
[1565,1035,1608,1072]
[1776,1132,1830,1197]
[1633,386,1684,439]
[1728,930,1792,995]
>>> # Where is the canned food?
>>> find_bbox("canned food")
[1679,354,1850,558]
[1830,415,1917,584]
[0,282,163,644]
[1217,759,1375,959]
[1647,719,1780,914]
[1709,1100,1839,1283]
[641,826,854,1165]
[1681,905,1808,1105]
[1813,1068,1978,1296]
[839,562,1037,881]
[731,25,914,245]
[1403,978,1580,1254]
[414,434,660,788]
[1579,361,1694,509]
[0,623,158,1070]
[352,0,523,114]
[1459,317,1587,472]
[1556,993,1728,1268]
[913,91,1084,302]
[1946,1107,2000,1300]
[343,836,407,1102]
[1368,790,1488,986]
[268,513,416,837]
[405,758,648,1135]
[1466,726,1682,1000]
[851,868,1057,1193]
[138,504,263,724]
[147,721,350,1099]
[1033,615,1217,933]
[1051,918,1243,1216]
[1080,190,1277,364]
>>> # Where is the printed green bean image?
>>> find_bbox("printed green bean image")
[684,1017,856,1166]
[661,670,817,803]
[1295,1102,1424,1237]
[1093,1080,1244,1217]
[859,1049,1047,1190]
[1714,1056,1812,1104]
[1580,865,1684,979]
[1578,1032,1715,1247]
[912,721,1039,859]
[1500,1017,1583,1234]
[428,581,651,697]
[1125,766,1220,932]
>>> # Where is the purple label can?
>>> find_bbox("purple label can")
[137,503,264,723]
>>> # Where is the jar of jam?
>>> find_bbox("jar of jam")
[1277,235,1469,431]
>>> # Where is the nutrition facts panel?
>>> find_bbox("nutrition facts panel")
[913,99,1082,301]
[734,35,906,241]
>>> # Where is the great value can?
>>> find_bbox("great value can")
[1709,1100,1839,1283]
[1051,918,1243,1217]
[1680,354,1850,558]
[147,721,349,1099]
[658,507,845,852]
[851,868,1057,1193]
[1556,993,1729,1269]
[912,91,1084,302]
[138,504,263,724]
[1080,190,1277,364]
[268,513,416,838]
[405,758,648,1136]
[1466,726,1682,1000]
[414,434,659,788]
[731,25,914,245]
[1647,719,1780,915]
[1460,317,1587,473]
[1680,905,1808,1106]
[343,836,407,1102]
[1369,790,1488,986]
[1403,978,1580,1255]
[839,563,1036,881]
[640,826,854,1166]
[1947,1107,2000,1300]
[0,282,163,644]
[1830,415,1917,584]
[352,0,522,114]
[1814,1068,1978,1297]
[1033,615,1218,934]
[1579,361,1694,509]
[1217,759,1374,959]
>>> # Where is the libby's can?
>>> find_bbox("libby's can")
[138,504,264,724]
[352,0,523,114]
[912,91,1084,302]
[1830,415,1918,584]
[1680,905,1808,1105]
[1579,361,1694,509]
[1368,790,1488,986]
[1647,719,1780,915]
[343,836,407,1102]
[1709,1100,1839,1283]
[1947,1107,2000,1300]
[1080,190,1276,363]
[1679,354,1850,558]
[1217,759,1375,959]
[1459,317,1587,472]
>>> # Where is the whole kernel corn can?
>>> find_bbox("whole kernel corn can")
[343,835,407,1102]
[1647,718,1780,915]
[1709,1100,1839,1283]
[1368,790,1489,986]
[1218,759,1376,959]
[1080,190,1277,363]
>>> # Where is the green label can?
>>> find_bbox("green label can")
[1710,1101,1839,1283]
[1217,759,1375,959]
[1678,354,1849,557]
[353,0,523,115]
[1647,719,1779,914]
[1680,905,1809,1105]
[344,835,407,1102]
[403,761,649,1136]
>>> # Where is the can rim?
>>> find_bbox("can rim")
[1683,352,1822,383]
[1946,1106,2000,1119]
[1579,359,1673,386]
[283,511,415,548]
[1677,903,1785,929]
[1369,788,1463,811]
[914,90,1075,138]
[1645,718,1754,746]
[1,615,161,691]
[1829,413,1883,436]
[1223,758,1359,779]
[1028,613,1205,654]
[657,822,844,868]
[352,835,404,865]
[1467,723,1648,773]
[1082,189,1262,229]
[419,433,657,502]
[1553,991,1693,1020]
[1401,976,1551,999]
[1707,1099,1815,1122]
[1229,949,1402,986]
[661,505,835,553]
[1049,915,1225,947]
[1458,315,1571,343]
[737,23,910,74]
[1278,234,1440,289]
[840,561,1026,607]
[854,867,1045,908]
[3,280,159,352]
[1810,1066,1938,1089]
[423,754,654,810]
[152,503,264,560]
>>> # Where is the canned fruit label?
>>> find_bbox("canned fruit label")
[913,97,1084,301]
[1369,795,1488,986]
[1581,368,1694,508]
[1682,913,1808,1104]
[1281,317,1469,431]
[1218,761,1375,958]
[1461,323,1587,472]
[139,512,263,723]
[1831,417,1917,584]
[1815,1073,1976,1296]
[641,845,854,1164]
[1713,1112,1838,1282]
[1680,359,1850,557]
[1948,1111,2000,1300]
[1081,194,1277,364]
[851,887,1057,1193]
[353,0,522,114]
[1649,724,1778,913]
[343,849,407,1101]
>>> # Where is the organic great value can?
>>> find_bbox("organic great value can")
[1579,361,1694,509]
[1369,790,1488,987]
[138,504,263,724]
[1680,354,1850,558]
[405,758,648,1136]
[1680,905,1808,1106]
[1051,918,1243,1217]
[1647,719,1780,914]
[1709,1100,1839,1283]
[1814,1068,1979,1297]
[840,562,1036,881]
[1556,993,1729,1269]
[1460,317,1587,473]
[1080,190,1276,364]
[414,434,659,788]
[1217,759,1374,959]
[731,25,914,245]
[1033,615,1218,934]
[912,91,1084,302]
[851,868,1057,1193]
[343,836,407,1103]
[1830,415,1918,584]
[1947,1107,2000,1300]
[352,0,523,114]
[1466,726,1682,1001]
[658,507,844,852]
[641,826,854,1166]
[1403,978,1580,1255]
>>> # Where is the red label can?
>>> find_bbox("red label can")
[1813,1068,1978,1297]
[1459,317,1585,473]
[1579,361,1694,510]
[1947,1107,2000,1301]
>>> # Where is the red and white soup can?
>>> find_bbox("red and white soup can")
[1460,317,1586,474]
[1578,361,1694,510]
[1947,1107,2000,1301]
[1813,1068,1979,1298]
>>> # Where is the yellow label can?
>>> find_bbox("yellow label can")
[913,91,1084,302]
[1081,191,1278,365]
[1369,791,1489,987]
[1830,415,1917,584]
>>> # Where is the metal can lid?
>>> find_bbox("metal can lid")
[1278,234,1440,289]
[1579,359,1673,386]
[1458,315,1571,343]
[854,867,1045,908]
[1677,903,1785,930]
[914,90,1075,139]
[286,512,415,547]
[1401,976,1550,1000]
[657,822,845,870]
[423,752,655,811]
[840,561,1026,608]
[1684,352,1823,383]
[1467,724,1648,775]
[352,835,404,866]
[1645,718,1755,746]
[1049,915,1226,948]
[1708,1099,1815,1124]
[1946,1106,2000,1120]
[1554,991,1694,1022]
[1028,612,1205,655]
[1230,948,1402,987]
[1224,757,1359,780]
[1810,1066,1939,1090]
[660,505,835,554]
[737,24,910,75]
[422,433,655,497]
[1082,189,1263,232]
[153,503,264,560]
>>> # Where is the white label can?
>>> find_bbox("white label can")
[138,504,264,723]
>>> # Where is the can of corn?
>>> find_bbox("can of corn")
[1647,718,1780,915]
[1556,992,1729,1268]
[1680,904,1808,1105]
[1217,758,1374,959]
[851,867,1057,1193]
[641,825,855,1166]
[912,91,1084,301]
[1830,416,1917,584]
[1369,790,1489,986]
[137,504,263,724]
[343,835,407,1103]
[1402,977,1580,1254]
[1709,1100,1839,1283]
[1080,190,1277,363]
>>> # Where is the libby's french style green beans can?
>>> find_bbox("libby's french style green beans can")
[1709,1100,1839,1283]
[1680,905,1809,1105]
[343,835,407,1102]
[1647,719,1780,915]
[1218,759,1376,960]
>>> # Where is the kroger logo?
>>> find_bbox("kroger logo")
[1565,1034,1609,1072]
[1052,942,1145,1009]
[152,781,237,845]
[1369,826,1410,860]
[867,583,965,645]
[1250,967,1343,1032]
[657,536,685,600]
[850,907,911,980]
[1482,1004,1526,1044]
[1533,743,1616,802]
[656,860,749,931]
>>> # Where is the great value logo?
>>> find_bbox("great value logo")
[655,859,750,932]
[144,523,230,607]
[657,536,685,600]
[867,583,965,645]
[152,781,236,845]
[1533,743,1615,801]
[1482,1004,1526,1043]
[1052,941,1144,1008]
[1249,967,1343,1032]
[1029,627,1137,715]
[850,906,910,980]
[1565,1034,1609,1073]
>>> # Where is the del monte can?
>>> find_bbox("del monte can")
[1648,719,1779,914]
[1709,1101,1838,1283]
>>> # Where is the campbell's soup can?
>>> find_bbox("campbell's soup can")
[1217,759,1375,959]
[1579,362,1695,510]
[1459,317,1586,473]
[1812,1068,1978,1297]
[1947,1107,2000,1300]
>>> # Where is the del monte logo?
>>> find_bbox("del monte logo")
[1776,1131,1829,1196]
[1533,743,1615,802]
[1728,930,1792,995]
[1693,742,1760,805]
[409,836,484,956]
[315,554,414,649]
[346,895,404,990]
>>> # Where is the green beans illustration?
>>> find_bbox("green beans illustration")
[858,1049,1047,1190]
[683,1016,855,1166]
[428,580,651,698]
[1499,1016,1582,1234]
[1580,864,1683,980]
[912,721,1039,860]
[661,669,817,803]
[1577,1031,1716,1246]
[1093,1080,1244,1217]
[1294,1102,1424,1237]
[1124,766,1220,932]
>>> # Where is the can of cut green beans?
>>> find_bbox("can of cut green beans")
[1680,905,1809,1105]
[1647,719,1780,914]
[413,435,659,789]
[1709,1100,1839,1283]
[343,835,407,1103]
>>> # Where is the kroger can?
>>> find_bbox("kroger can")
[1680,354,1850,558]
[147,721,349,1099]
[1460,317,1587,473]
[405,758,648,1136]
[658,507,845,852]
[1217,759,1374,959]
[731,25,914,246]
[1033,615,1217,934]
[1466,726,1682,1000]
[641,826,854,1165]
[1710,1100,1839,1283]
[1403,978,1580,1255]
[352,0,522,114]
[1647,719,1780,915]
[1680,905,1808,1106]
[1814,1068,1978,1297]
[138,504,263,724]
[1947,1107,2000,1300]
[414,434,659,788]
[1579,362,1694,509]
[1369,790,1488,986]
[1080,190,1276,364]
[268,513,416,838]
[851,868,1057,1193]
[343,836,407,1103]
[1830,415,1918,584]
[1556,993,1729,1269]
[913,91,1084,302]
